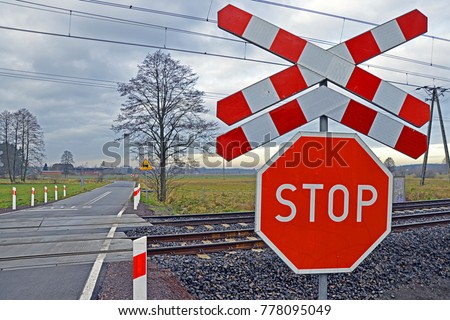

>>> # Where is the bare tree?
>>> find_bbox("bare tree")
[384,157,396,174]
[0,110,14,181]
[17,109,45,181]
[61,150,75,178]
[112,50,217,202]
[0,109,45,182]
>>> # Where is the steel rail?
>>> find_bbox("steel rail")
[392,218,450,231]
[0,248,131,262]
[146,210,450,227]
[130,228,255,242]
[148,216,255,226]
[147,239,265,256]
[142,211,254,219]
[393,199,450,211]
[142,200,450,224]
[392,210,450,220]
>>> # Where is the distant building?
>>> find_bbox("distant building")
[51,163,74,172]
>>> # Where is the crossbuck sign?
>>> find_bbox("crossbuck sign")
[214,6,430,274]
[216,5,430,161]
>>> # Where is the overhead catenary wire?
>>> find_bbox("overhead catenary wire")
[1,24,449,90]
[3,0,450,73]
[78,0,218,23]
[251,0,450,43]
[0,1,448,93]
[80,0,450,44]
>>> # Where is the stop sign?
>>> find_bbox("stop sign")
[255,132,392,274]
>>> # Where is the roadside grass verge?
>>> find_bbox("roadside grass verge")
[0,178,109,209]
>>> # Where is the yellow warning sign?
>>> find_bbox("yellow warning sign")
[140,159,153,171]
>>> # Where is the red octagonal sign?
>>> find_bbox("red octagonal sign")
[255,132,392,274]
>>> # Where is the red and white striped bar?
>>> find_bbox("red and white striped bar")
[217,65,322,125]
[329,10,427,64]
[12,187,16,210]
[31,187,35,207]
[133,236,147,300]
[326,100,427,159]
[217,5,429,128]
[217,87,427,160]
[44,186,48,203]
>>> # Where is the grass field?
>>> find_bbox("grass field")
[405,175,450,200]
[0,178,109,209]
[140,174,450,214]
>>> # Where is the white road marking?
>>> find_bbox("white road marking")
[84,191,112,206]
[25,208,78,212]
[79,205,126,300]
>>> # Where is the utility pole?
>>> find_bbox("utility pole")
[417,86,450,185]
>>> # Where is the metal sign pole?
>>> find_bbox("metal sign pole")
[318,273,328,300]
[145,171,148,200]
[319,114,328,300]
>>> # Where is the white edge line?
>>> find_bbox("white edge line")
[79,205,127,300]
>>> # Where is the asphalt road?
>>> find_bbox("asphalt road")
[0,180,149,300]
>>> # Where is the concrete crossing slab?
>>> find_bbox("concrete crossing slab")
[0,181,149,299]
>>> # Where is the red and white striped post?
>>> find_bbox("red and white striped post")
[137,183,141,203]
[44,186,48,203]
[133,236,147,300]
[12,187,16,210]
[54,185,58,201]
[63,185,67,197]
[31,187,35,207]
[133,186,139,210]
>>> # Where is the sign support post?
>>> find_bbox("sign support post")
[319,109,328,300]
[145,172,148,200]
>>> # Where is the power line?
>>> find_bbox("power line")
[72,0,450,72]
[4,0,450,74]
[0,25,447,90]
[8,0,243,44]
[251,0,450,43]
[0,67,118,84]
[0,71,116,88]
[78,0,217,23]
[80,0,450,43]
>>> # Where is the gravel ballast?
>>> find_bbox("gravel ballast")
[140,225,449,300]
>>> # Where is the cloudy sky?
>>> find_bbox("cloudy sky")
[0,0,449,168]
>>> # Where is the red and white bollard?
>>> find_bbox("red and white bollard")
[63,185,67,197]
[54,185,58,201]
[133,186,139,210]
[44,186,48,203]
[133,236,147,300]
[12,187,16,210]
[31,187,35,207]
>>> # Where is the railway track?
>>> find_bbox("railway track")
[142,198,450,225]
[141,209,450,256]
[144,207,450,227]
[3,210,447,263]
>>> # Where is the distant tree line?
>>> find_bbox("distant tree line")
[0,108,45,182]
